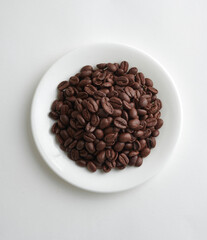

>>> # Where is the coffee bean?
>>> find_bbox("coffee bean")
[129,108,138,119]
[84,85,97,95]
[58,81,69,91]
[119,153,129,166]
[107,63,117,72]
[109,97,122,109]
[94,129,104,139]
[114,117,127,129]
[87,98,98,113]
[155,119,163,129]
[140,148,150,157]
[152,130,159,137]
[91,114,100,127]
[139,97,148,108]
[76,140,85,150]
[106,149,115,161]
[135,157,143,167]
[83,132,96,142]
[85,142,95,154]
[97,63,107,69]
[125,86,135,98]
[101,97,114,115]
[146,137,156,148]
[120,61,129,73]
[145,78,153,87]
[119,133,132,142]
[96,141,106,151]
[69,76,79,85]
[128,67,138,75]
[85,122,96,132]
[97,150,106,163]
[128,119,140,130]
[76,160,87,167]
[81,65,93,72]
[87,161,97,172]
[99,118,111,129]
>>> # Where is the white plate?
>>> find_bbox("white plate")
[31,43,182,193]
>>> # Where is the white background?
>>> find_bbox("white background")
[1,0,207,239]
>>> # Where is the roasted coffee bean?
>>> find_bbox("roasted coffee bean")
[114,142,125,152]
[85,142,95,154]
[69,76,79,85]
[50,61,163,172]
[76,160,87,167]
[120,61,129,73]
[119,153,129,166]
[96,141,106,151]
[128,67,138,75]
[119,133,132,142]
[101,97,114,115]
[128,119,140,130]
[97,150,106,163]
[135,157,143,167]
[87,161,97,172]
[58,81,69,90]
[97,63,107,69]
[140,148,150,157]
[94,129,104,139]
[107,63,117,72]
[152,130,159,137]
[155,119,164,129]
[114,117,127,129]
[109,97,122,109]
[146,137,156,148]
[125,86,135,98]
[83,132,96,142]
[81,65,93,72]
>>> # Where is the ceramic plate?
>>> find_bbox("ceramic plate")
[31,43,182,193]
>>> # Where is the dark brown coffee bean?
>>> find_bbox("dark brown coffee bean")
[120,61,129,73]
[128,67,138,75]
[97,63,107,69]
[99,118,111,129]
[139,97,148,108]
[133,140,141,151]
[81,65,93,72]
[87,161,97,172]
[83,132,96,142]
[119,153,129,166]
[85,122,96,132]
[68,140,77,150]
[119,133,132,142]
[125,143,133,150]
[70,149,79,161]
[107,63,117,72]
[128,155,138,166]
[146,118,157,127]
[145,78,153,87]
[135,157,143,167]
[128,119,140,130]
[116,76,129,86]
[69,76,79,85]
[58,119,66,129]
[76,160,87,167]
[80,70,92,78]
[111,109,122,117]
[106,149,115,161]
[129,108,138,119]
[82,109,91,121]
[76,113,86,125]
[140,148,150,157]
[104,127,114,135]
[114,142,125,152]
[137,109,147,116]
[122,110,129,121]
[146,137,156,148]
[109,97,122,109]
[97,150,106,163]
[101,97,114,115]
[155,119,163,129]
[60,130,69,140]
[87,98,98,113]
[148,86,158,94]
[114,117,127,129]
[123,100,132,110]
[76,140,85,150]
[85,142,95,154]
[119,92,131,103]
[152,130,159,137]
[139,139,147,150]
[84,85,97,95]
[94,129,104,139]
[90,114,100,127]
[49,111,59,120]
[58,81,69,90]
[51,122,58,133]
[96,141,106,151]
[104,133,118,144]
[125,86,135,98]
[134,130,144,138]
[56,134,64,145]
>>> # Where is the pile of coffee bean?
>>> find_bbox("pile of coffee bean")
[49,61,163,172]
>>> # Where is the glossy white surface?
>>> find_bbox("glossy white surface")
[1,0,207,239]
[31,43,182,192]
